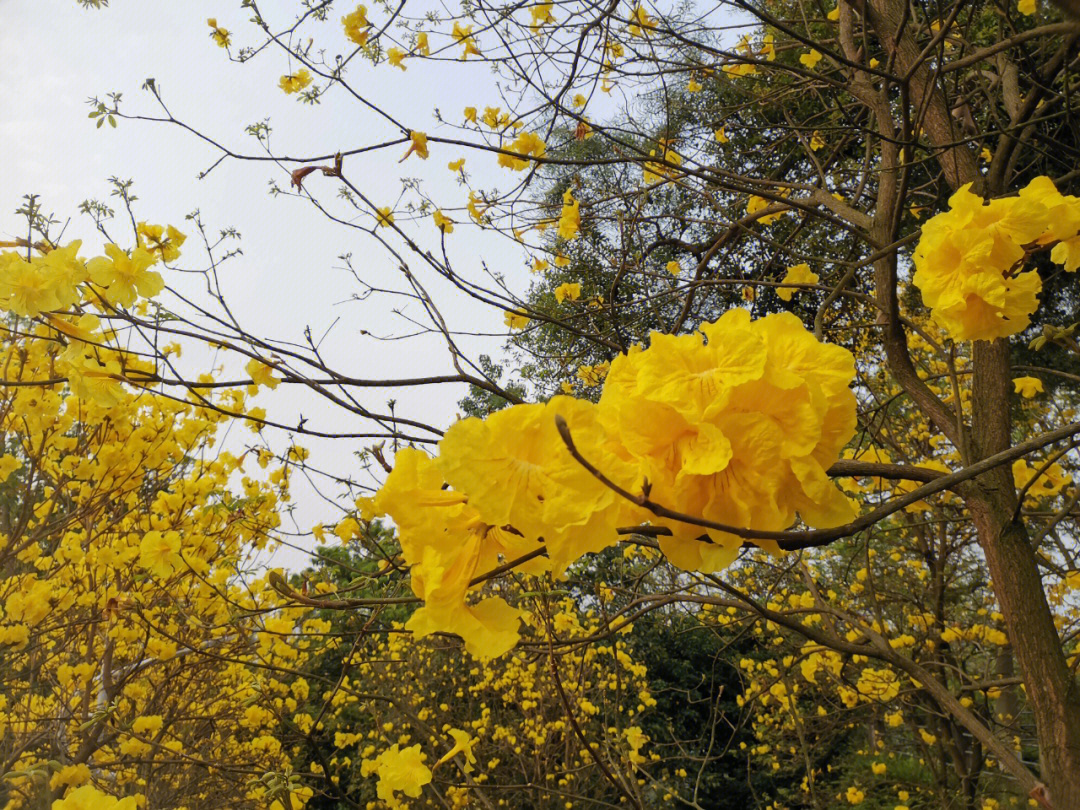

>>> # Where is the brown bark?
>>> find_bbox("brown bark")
[969,341,1080,808]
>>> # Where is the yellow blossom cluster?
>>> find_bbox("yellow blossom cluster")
[365,309,856,657]
[498,131,547,171]
[318,597,660,805]
[642,139,683,185]
[0,236,183,409]
[912,176,1080,341]
[279,69,313,94]
[0,318,314,808]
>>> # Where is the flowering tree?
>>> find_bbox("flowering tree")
[10,0,1080,806]
[0,308,310,808]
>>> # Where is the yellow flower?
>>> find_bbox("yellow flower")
[246,358,281,391]
[714,126,729,143]
[643,140,684,184]
[36,240,89,307]
[50,764,92,791]
[59,346,126,407]
[871,762,887,775]
[776,263,819,301]
[577,361,610,387]
[448,157,466,172]
[361,744,432,808]
[139,530,183,578]
[434,728,478,771]
[376,207,395,227]
[827,6,840,19]
[1018,0,1036,14]
[558,189,581,240]
[809,131,826,151]
[464,106,478,123]
[1013,376,1043,398]
[343,6,372,45]
[207,18,231,48]
[759,33,776,61]
[530,2,555,31]
[498,131,546,171]
[401,130,429,160]
[572,93,587,107]
[747,194,785,226]
[627,4,657,37]
[0,454,22,484]
[87,243,164,308]
[555,282,582,302]
[279,69,312,94]
[467,192,488,224]
[856,667,900,701]
[368,449,535,656]
[722,62,757,78]
[504,310,530,329]
[132,715,164,736]
[137,222,186,262]
[911,180,1060,340]
[416,32,430,55]
[387,47,407,70]
[433,210,454,234]
[437,397,643,574]
[666,260,681,276]
[452,21,481,58]
[625,726,649,751]
[0,255,61,317]
[845,786,865,805]
[597,309,856,571]
[51,785,139,810]
[687,77,702,92]
[800,49,823,68]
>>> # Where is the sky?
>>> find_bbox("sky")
[1,0,538,567]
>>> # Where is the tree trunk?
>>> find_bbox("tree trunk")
[969,339,1080,807]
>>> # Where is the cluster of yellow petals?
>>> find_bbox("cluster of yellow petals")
[642,139,683,185]
[51,785,140,810]
[136,221,186,262]
[0,237,180,408]
[206,18,231,48]
[912,176,1080,341]
[451,21,482,59]
[498,131,547,171]
[627,4,658,37]
[557,189,581,240]
[596,310,856,569]
[342,5,372,45]
[278,69,313,94]
[360,743,432,809]
[777,263,819,300]
[368,310,856,657]
[0,311,300,808]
